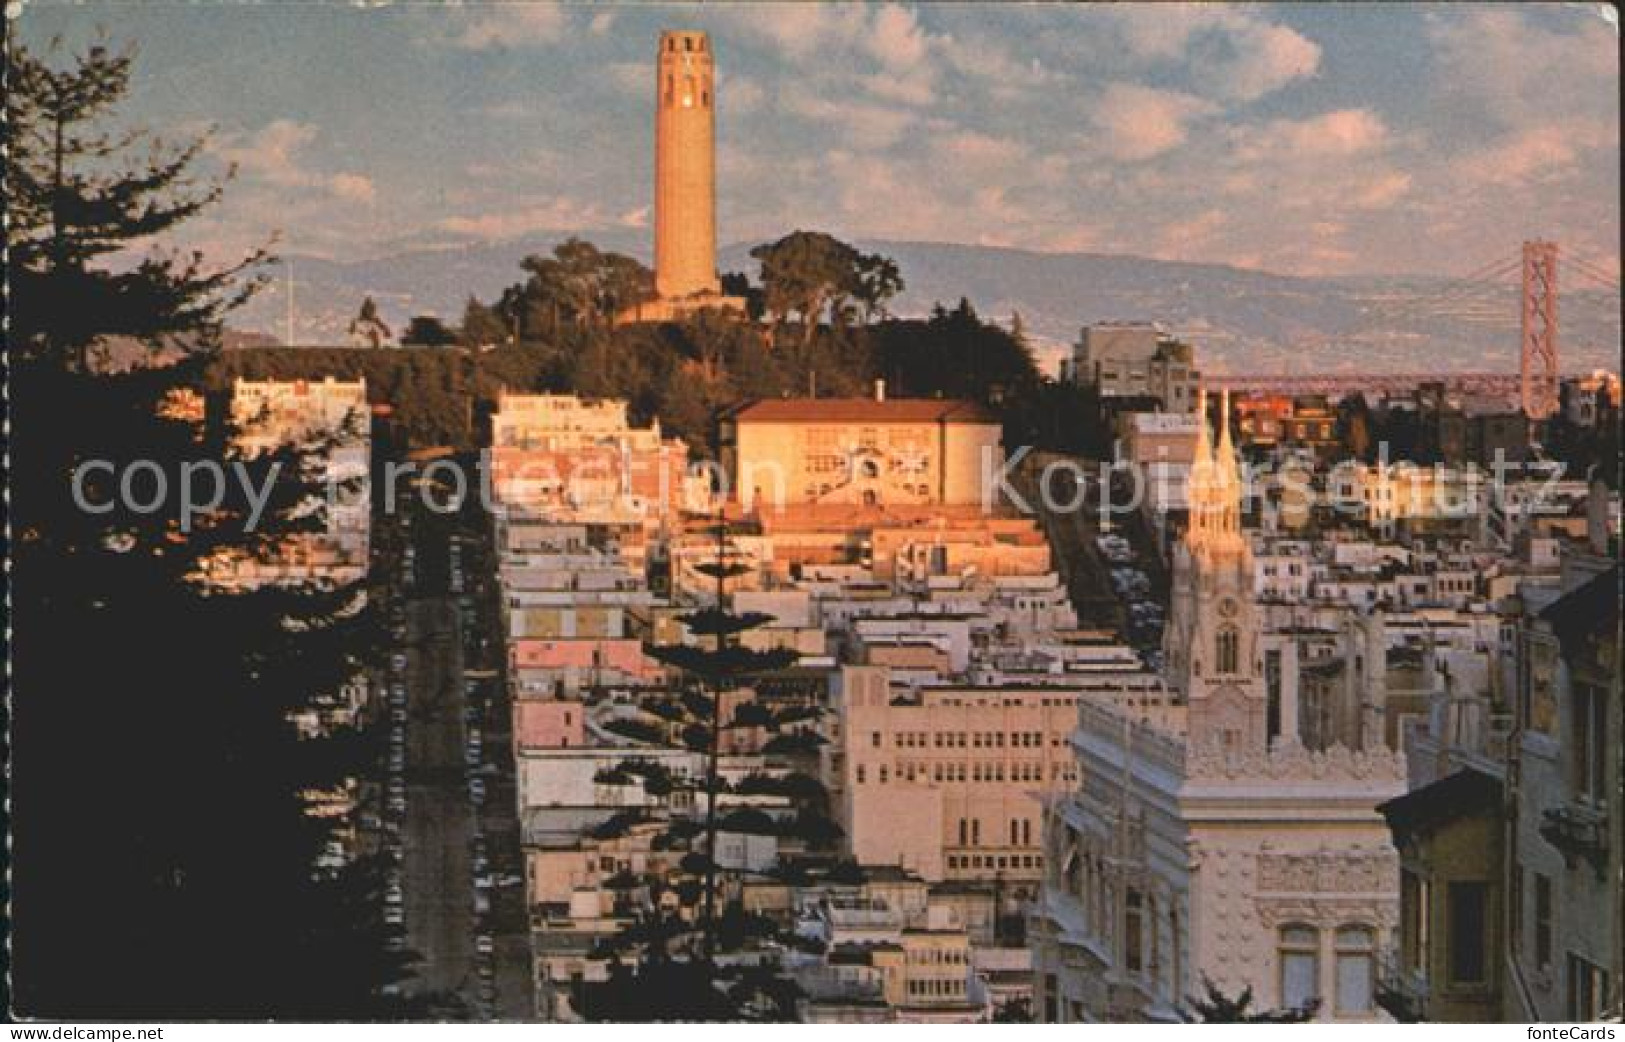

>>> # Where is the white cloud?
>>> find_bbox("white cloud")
[782,93,915,150]
[434,195,613,239]
[868,4,930,69]
[329,172,377,204]
[606,61,650,96]
[1091,84,1214,161]
[444,4,568,50]
[1233,109,1389,162]
[215,120,375,202]
[1428,6,1618,130]
[1097,5,1321,101]
[1452,121,1614,188]
[1211,21,1322,102]
[722,76,766,115]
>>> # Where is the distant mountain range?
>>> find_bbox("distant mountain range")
[232,235,1619,376]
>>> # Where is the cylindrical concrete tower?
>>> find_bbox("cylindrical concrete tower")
[654,29,720,300]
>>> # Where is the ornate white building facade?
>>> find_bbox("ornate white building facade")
[1033,392,1407,1023]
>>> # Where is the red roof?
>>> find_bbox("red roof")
[729,397,998,425]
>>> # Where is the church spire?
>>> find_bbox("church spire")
[1216,389,1240,536]
[1186,386,1212,544]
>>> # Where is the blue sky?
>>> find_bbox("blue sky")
[16,2,1620,277]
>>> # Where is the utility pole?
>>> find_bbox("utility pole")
[285,257,296,346]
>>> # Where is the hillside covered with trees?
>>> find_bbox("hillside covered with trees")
[210,230,1107,457]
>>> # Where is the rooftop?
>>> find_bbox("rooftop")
[728,397,998,425]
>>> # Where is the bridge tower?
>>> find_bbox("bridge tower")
[1519,240,1559,420]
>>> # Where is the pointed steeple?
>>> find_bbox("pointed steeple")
[1193,385,1212,469]
[1213,389,1243,538]
[1187,386,1214,545]
[1217,390,1239,477]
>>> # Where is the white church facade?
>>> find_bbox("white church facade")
[1032,392,1407,1023]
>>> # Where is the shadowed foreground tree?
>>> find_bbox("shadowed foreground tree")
[8,36,409,1017]
[1186,978,1319,1023]
[5,35,267,370]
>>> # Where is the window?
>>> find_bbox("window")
[1447,882,1487,985]
[856,765,865,784]
[1279,925,1320,1012]
[1125,889,1144,973]
[1401,870,1430,971]
[1335,926,1375,1015]
[1535,873,1553,970]
[1216,627,1239,674]
[1567,955,1609,1021]
[1575,682,1609,804]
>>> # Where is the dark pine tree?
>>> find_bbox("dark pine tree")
[8,37,408,1017]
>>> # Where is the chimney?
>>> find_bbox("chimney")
[874,379,886,403]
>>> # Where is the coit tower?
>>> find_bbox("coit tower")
[654,29,721,300]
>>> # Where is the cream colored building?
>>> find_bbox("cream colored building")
[721,389,1003,512]
[837,663,1162,889]
[212,377,371,587]
[487,392,705,523]
[1033,393,1406,1023]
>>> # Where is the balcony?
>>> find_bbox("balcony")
[1539,801,1609,878]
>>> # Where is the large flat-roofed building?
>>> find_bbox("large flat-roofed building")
[721,387,1002,512]
[837,653,1164,888]
[1068,322,1199,413]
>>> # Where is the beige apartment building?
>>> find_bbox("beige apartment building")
[837,664,1089,888]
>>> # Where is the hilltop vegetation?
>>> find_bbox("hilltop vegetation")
[210,234,1107,456]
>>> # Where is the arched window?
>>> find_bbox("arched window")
[1279,924,1320,1012]
[1334,925,1375,1015]
[1216,627,1239,675]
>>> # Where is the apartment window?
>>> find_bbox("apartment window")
[1448,882,1488,985]
[1335,926,1376,1015]
[1567,955,1610,1021]
[1279,925,1320,1012]
[1574,682,1609,805]
[1401,870,1430,971]
[971,819,981,846]
[1535,873,1553,970]
[871,732,881,747]
[856,766,865,784]
[959,819,968,846]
